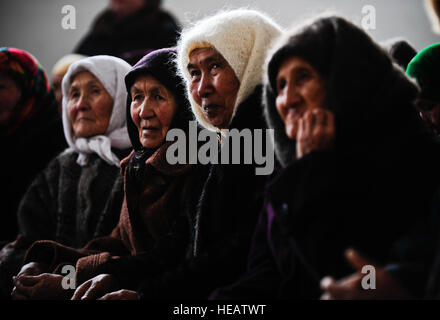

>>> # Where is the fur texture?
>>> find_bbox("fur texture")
[176,9,282,132]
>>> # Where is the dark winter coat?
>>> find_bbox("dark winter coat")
[0,149,127,298]
[20,42,268,298]
[22,142,204,283]
[211,16,440,299]
[74,4,180,65]
[0,97,66,243]
[24,86,268,299]
[98,86,267,299]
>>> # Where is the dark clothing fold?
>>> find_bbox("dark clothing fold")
[213,134,440,299]
[75,5,180,65]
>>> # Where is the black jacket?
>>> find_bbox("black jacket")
[0,97,66,243]
[98,86,269,299]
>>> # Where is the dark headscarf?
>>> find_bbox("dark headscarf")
[264,16,423,166]
[382,38,417,71]
[124,48,193,180]
[0,47,54,135]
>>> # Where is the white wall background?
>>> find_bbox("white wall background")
[1,0,438,77]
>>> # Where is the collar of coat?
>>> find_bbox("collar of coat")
[120,141,193,176]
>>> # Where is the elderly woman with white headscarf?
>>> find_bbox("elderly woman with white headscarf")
[4,56,131,300]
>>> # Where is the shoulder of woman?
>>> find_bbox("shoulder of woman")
[146,142,193,176]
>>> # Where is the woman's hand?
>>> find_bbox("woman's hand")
[296,109,335,159]
[71,274,118,300]
[98,289,140,300]
[319,249,412,300]
[11,273,73,300]
[15,261,47,278]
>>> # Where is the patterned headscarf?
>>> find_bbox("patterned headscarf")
[0,47,52,134]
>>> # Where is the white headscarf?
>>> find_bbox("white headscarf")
[61,55,132,167]
[177,9,283,132]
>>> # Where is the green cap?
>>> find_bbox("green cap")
[406,43,440,101]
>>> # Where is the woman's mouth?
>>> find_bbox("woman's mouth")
[142,126,158,134]
[203,104,224,118]
[286,108,304,120]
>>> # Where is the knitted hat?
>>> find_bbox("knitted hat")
[62,55,132,166]
[125,47,192,150]
[177,9,282,131]
[406,43,440,101]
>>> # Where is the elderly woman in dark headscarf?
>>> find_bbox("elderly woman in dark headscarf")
[0,48,66,243]
[211,15,440,300]
[11,48,204,300]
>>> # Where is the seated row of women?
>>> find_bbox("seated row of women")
[1,9,440,300]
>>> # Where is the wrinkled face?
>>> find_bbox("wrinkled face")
[0,73,22,128]
[187,47,240,129]
[130,74,177,148]
[67,71,113,138]
[275,56,327,139]
[51,72,64,114]
[417,99,440,135]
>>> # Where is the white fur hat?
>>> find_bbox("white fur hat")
[177,9,283,131]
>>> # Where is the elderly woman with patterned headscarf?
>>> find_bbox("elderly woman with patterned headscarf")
[6,55,132,300]
[0,48,67,244]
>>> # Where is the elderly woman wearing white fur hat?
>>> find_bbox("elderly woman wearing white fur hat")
[137,9,283,299]
[177,8,282,134]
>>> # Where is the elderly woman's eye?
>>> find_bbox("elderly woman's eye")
[155,94,165,101]
[190,70,201,79]
[133,94,143,102]
[70,91,80,99]
[296,70,311,84]
[210,63,220,71]
[277,78,286,92]
[91,87,101,94]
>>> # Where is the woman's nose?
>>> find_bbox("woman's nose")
[284,83,301,109]
[139,99,154,119]
[197,73,214,98]
[75,95,91,111]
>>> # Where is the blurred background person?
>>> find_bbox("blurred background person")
[382,38,417,71]
[406,43,440,137]
[425,0,440,34]
[51,54,87,114]
[74,0,180,65]
[0,47,66,243]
